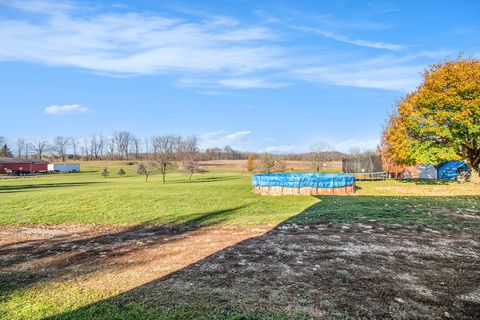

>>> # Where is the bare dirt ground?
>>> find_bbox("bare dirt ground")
[0,224,272,296]
[1,220,479,319]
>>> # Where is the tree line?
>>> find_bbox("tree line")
[0,133,349,164]
[0,133,252,162]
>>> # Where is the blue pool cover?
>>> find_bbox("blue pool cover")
[252,173,355,189]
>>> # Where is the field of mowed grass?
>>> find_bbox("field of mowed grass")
[1,161,480,319]
[0,161,480,227]
[0,161,318,226]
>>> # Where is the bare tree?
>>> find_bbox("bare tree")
[114,131,133,160]
[349,147,361,155]
[53,136,69,162]
[70,137,78,160]
[182,159,201,180]
[180,136,200,180]
[178,136,198,158]
[16,138,28,158]
[255,153,286,173]
[131,136,141,160]
[137,161,155,182]
[144,137,150,160]
[30,139,49,159]
[308,141,333,172]
[151,135,178,184]
[81,138,90,161]
[107,136,116,160]
[90,134,105,160]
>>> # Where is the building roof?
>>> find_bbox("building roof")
[0,158,49,164]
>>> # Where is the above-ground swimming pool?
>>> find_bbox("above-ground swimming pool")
[252,173,356,196]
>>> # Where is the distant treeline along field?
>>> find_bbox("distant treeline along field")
[0,133,351,162]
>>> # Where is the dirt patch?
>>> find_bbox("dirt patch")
[0,223,271,295]
[1,222,479,319]
[116,222,480,319]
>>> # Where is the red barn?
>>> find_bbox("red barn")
[0,158,49,174]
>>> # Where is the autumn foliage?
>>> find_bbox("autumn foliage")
[382,57,480,179]
[246,154,255,173]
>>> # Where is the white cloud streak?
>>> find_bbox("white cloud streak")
[0,1,445,92]
[0,1,282,77]
[199,130,251,148]
[263,139,379,154]
[44,104,90,115]
[218,78,288,89]
[333,139,379,153]
[293,55,423,92]
[263,145,302,153]
[292,26,406,51]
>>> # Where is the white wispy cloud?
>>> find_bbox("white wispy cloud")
[292,55,423,92]
[222,131,251,141]
[292,26,406,51]
[0,0,75,13]
[218,78,288,89]
[199,130,225,140]
[0,1,447,92]
[199,130,251,148]
[332,139,379,153]
[263,145,302,153]
[44,104,91,115]
[262,139,379,154]
[0,1,282,78]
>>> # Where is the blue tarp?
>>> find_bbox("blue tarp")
[252,173,355,189]
[437,161,470,180]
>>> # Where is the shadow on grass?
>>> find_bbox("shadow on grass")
[0,182,105,194]
[0,206,245,297]
[395,178,452,185]
[286,195,480,226]
[44,195,480,320]
[169,175,242,184]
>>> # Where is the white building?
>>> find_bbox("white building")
[47,164,80,173]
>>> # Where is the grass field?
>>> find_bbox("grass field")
[1,162,479,319]
[0,161,318,226]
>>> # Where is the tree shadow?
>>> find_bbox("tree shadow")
[34,195,480,319]
[395,178,452,185]
[0,182,105,194]
[171,176,241,184]
[0,206,245,297]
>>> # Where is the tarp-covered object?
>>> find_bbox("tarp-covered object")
[437,161,470,180]
[417,164,437,179]
[252,173,355,189]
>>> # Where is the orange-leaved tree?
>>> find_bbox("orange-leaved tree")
[383,57,480,180]
[246,154,255,173]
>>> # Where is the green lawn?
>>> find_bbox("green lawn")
[1,163,479,320]
[1,162,479,227]
[0,162,317,226]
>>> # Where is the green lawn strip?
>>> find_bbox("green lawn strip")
[1,282,356,320]
[1,169,478,227]
[0,169,315,226]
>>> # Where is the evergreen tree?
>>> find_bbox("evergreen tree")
[101,167,110,178]
[0,144,13,157]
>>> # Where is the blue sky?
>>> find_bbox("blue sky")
[0,0,479,152]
